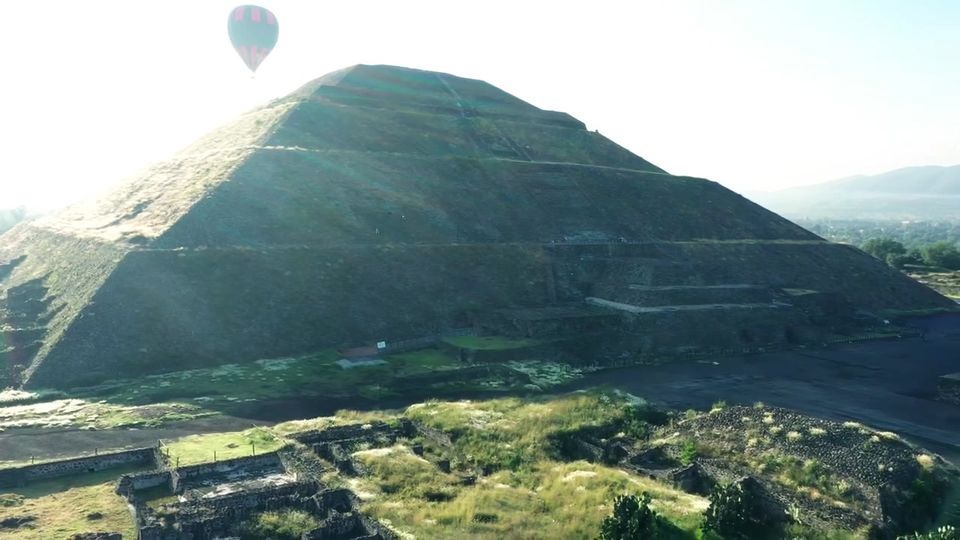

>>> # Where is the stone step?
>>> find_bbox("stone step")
[617,284,776,306]
[585,296,783,314]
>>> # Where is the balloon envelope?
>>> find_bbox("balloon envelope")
[228,5,278,73]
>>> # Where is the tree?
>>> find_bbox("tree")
[887,251,922,269]
[702,481,772,540]
[599,493,661,539]
[861,238,907,262]
[920,242,960,270]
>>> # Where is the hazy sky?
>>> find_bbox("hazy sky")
[1,0,958,210]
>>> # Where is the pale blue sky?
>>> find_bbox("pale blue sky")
[1,0,957,209]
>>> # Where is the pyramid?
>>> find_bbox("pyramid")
[0,65,952,388]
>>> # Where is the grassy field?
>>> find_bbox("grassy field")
[356,449,705,539]
[76,347,475,407]
[161,427,285,466]
[441,336,540,351]
[0,343,591,438]
[0,466,140,538]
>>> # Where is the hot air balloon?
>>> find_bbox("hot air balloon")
[228,5,279,73]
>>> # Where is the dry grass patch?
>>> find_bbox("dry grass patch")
[916,454,936,471]
[0,473,136,538]
[361,460,706,539]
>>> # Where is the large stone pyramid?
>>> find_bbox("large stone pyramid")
[0,65,952,388]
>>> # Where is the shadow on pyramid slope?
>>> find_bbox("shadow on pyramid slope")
[0,64,954,389]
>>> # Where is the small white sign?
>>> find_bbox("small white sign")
[377,341,387,349]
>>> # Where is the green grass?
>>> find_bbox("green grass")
[239,509,321,539]
[348,436,705,539]
[76,348,462,409]
[162,427,285,466]
[357,456,705,539]
[442,335,540,351]
[0,467,141,538]
[405,392,630,472]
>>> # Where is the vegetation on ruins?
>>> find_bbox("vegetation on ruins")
[1,389,958,538]
[598,493,663,539]
[701,482,772,539]
[239,510,322,540]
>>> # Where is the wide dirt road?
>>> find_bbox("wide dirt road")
[580,314,960,462]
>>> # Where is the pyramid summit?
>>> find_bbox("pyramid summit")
[0,64,952,388]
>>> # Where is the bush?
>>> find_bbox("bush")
[899,470,951,534]
[680,441,698,466]
[599,493,662,539]
[621,404,669,440]
[239,510,321,540]
[702,482,771,540]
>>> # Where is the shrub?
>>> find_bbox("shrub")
[899,470,950,534]
[599,492,662,539]
[701,482,771,540]
[239,510,320,540]
[680,441,699,466]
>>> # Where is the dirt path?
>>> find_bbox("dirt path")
[578,313,960,462]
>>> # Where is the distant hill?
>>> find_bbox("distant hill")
[750,165,960,220]
[0,207,29,234]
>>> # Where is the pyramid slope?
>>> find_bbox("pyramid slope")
[0,64,953,388]
[35,99,296,243]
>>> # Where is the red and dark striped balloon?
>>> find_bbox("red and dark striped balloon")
[227,5,279,73]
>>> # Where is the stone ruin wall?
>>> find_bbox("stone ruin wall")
[0,446,158,489]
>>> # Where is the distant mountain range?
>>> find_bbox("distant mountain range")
[749,165,960,221]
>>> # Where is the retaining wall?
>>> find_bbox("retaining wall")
[292,421,411,446]
[0,446,157,488]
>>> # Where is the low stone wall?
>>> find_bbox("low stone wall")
[938,374,960,405]
[292,421,412,446]
[138,480,321,540]
[116,470,173,501]
[0,447,158,488]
